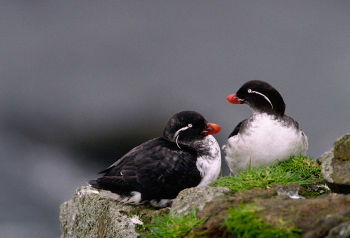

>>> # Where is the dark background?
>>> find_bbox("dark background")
[1,1,350,237]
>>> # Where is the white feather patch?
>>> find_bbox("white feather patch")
[100,190,143,204]
[195,135,222,186]
[150,199,173,208]
[224,113,308,175]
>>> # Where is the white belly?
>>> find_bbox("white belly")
[195,135,221,186]
[223,114,308,175]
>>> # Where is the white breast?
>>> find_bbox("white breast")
[223,113,308,175]
[195,135,221,186]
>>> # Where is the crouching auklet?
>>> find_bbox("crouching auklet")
[89,111,221,207]
[223,80,308,175]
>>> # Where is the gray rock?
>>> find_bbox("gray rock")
[59,186,150,238]
[317,134,350,193]
[276,184,305,199]
[318,148,335,183]
[60,183,350,238]
[170,186,231,215]
[326,221,350,238]
[334,135,350,161]
[59,185,231,237]
[194,191,350,238]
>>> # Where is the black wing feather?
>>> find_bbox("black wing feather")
[90,137,202,200]
[228,119,248,138]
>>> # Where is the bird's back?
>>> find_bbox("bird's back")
[90,137,202,201]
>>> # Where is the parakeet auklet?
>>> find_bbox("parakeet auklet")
[89,111,221,207]
[223,80,308,175]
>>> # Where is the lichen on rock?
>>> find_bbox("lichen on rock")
[193,189,350,238]
[318,149,335,183]
[59,186,231,238]
[170,186,231,216]
[334,134,350,161]
[326,221,350,238]
[318,134,350,193]
[59,186,157,238]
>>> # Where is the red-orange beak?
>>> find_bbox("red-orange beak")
[226,93,243,104]
[202,123,221,135]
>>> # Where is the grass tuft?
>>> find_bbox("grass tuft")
[223,204,301,238]
[212,155,322,192]
[144,210,205,238]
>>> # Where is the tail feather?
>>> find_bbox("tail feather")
[88,176,137,196]
[88,179,100,189]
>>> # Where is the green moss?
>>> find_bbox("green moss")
[143,210,205,238]
[222,204,302,238]
[132,207,170,234]
[211,155,322,192]
[299,183,330,198]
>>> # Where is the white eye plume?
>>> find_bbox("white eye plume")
[173,125,192,149]
[247,88,273,109]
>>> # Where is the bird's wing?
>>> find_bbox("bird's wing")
[97,139,155,174]
[90,138,202,199]
[228,119,248,138]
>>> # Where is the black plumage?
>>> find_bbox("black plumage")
[89,111,221,206]
[228,119,247,138]
[90,138,201,200]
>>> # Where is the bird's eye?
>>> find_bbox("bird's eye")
[187,123,192,128]
[248,89,252,93]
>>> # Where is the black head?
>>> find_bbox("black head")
[163,111,221,147]
[227,80,285,116]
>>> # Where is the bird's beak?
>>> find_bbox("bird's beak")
[226,93,243,104]
[202,123,221,135]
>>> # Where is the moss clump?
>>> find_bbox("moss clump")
[130,206,169,234]
[223,204,302,238]
[143,210,205,238]
[212,155,322,192]
[299,183,330,198]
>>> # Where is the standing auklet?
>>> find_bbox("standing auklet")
[89,111,221,207]
[223,80,308,175]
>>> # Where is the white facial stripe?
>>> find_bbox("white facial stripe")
[248,89,273,109]
[175,135,181,149]
[173,126,191,139]
[173,125,191,149]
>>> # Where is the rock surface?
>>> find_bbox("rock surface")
[318,134,350,193]
[60,186,156,238]
[60,185,350,238]
[171,186,231,215]
[193,188,350,238]
[60,186,228,238]
[326,221,350,238]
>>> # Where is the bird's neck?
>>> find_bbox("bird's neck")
[190,136,218,156]
[251,108,284,117]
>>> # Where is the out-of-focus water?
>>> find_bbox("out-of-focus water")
[1,1,350,237]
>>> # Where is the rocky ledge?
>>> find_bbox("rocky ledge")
[59,186,230,238]
[60,134,350,238]
[317,134,350,193]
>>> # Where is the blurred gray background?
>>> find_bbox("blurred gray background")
[1,0,350,237]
